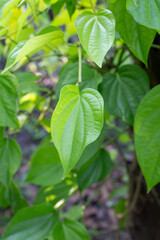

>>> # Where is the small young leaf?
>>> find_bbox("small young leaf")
[26,146,64,186]
[0,74,19,129]
[75,9,115,67]
[3,26,64,72]
[78,149,112,191]
[2,204,59,240]
[127,0,160,30]
[101,65,149,125]
[0,138,22,186]
[108,0,156,66]
[52,219,90,240]
[134,85,160,192]
[51,85,104,175]
[55,62,102,100]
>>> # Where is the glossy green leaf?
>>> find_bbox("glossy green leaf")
[108,0,156,65]
[78,149,112,191]
[55,62,102,100]
[26,146,64,186]
[51,85,104,175]
[2,204,58,240]
[27,0,37,20]
[75,9,115,67]
[127,0,160,30]
[134,85,160,192]
[101,65,149,125]
[34,178,77,207]
[0,180,28,213]
[0,138,21,186]
[52,219,90,240]
[3,26,64,72]
[0,74,19,129]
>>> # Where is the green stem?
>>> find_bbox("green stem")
[90,0,96,14]
[78,44,82,84]
[152,44,160,50]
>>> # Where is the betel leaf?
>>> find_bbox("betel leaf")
[51,85,104,175]
[0,74,19,129]
[134,85,160,192]
[34,178,77,207]
[78,149,112,191]
[2,203,59,240]
[52,219,90,240]
[108,0,156,66]
[55,62,102,100]
[26,146,64,186]
[101,65,149,125]
[3,26,64,72]
[0,138,21,186]
[127,0,160,30]
[75,9,115,67]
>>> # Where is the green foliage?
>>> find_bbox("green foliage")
[127,0,160,30]
[55,62,102,100]
[51,85,104,175]
[0,138,21,186]
[0,74,19,129]
[26,145,64,186]
[3,26,64,72]
[101,65,150,125]
[2,204,59,240]
[134,85,160,192]
[75,9,115,67]
[78,149,112,191]
[108,0,156,65]
[0,0,160,238]
[52,219,90,240]
[0,180,28,213]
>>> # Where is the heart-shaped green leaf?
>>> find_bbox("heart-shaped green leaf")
[101,65,149,125]
[108,0,156,66]
[127,0,160,30]
[75,9,115,67]
[134,85,160,192]
[51,85,104,175]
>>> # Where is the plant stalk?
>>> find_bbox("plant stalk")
[78,44,82,84]
[90,0,96,14]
